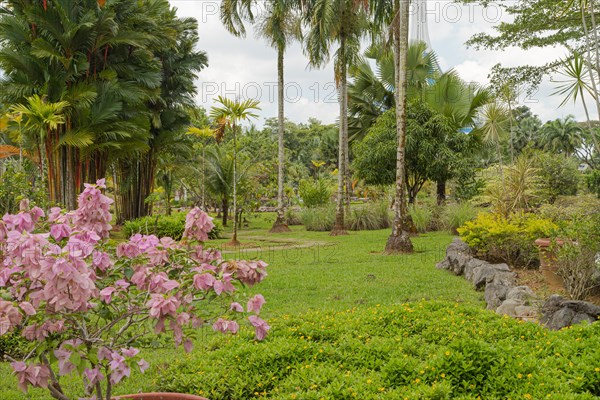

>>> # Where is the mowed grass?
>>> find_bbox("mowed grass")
[0,214,483,399]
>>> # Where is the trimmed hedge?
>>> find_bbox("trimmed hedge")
[158,301,600,399]
[123,212,221,240]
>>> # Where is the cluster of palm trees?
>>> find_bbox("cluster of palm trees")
[0,0,206,221]
[219,0,428,252]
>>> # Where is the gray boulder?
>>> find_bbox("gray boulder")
[541,295,600,330]
[485,283,511,310]
[471,264,516,290]
[506,286,538,305]
[496,299,521,317]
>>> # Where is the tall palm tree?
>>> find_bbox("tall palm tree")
[541,116,584,156]
[220,0,302,233]
[210,96,260,245]
[303,0,369,235]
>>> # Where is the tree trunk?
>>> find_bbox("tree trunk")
[331,32,348,236]
[229,124,240,245]
[436,180,446,205]
[385,0,414,254]
[270,45,291,233]
[221,198,228,227]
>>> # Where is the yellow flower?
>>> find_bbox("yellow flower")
[441,373,446,378]
[518,373,523,379]
[445,351,451,356]
[415,378,421,383]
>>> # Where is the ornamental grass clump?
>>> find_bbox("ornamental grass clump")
[0,179,269,400]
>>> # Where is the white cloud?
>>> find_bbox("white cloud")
[170,0,591,126]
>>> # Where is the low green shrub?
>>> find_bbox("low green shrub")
[348,201,391,231]
[299,178,331,208]
[158,301,600,399]
[301,205,335,231]
[585,169,600,198]
[284,208,302,226]
[409,205,433,233]
[123,212,221,240]
[458,212,559,268]
[441,203,478,234]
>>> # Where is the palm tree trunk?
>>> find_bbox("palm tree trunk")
[581,5,600,131]
[230,123,240,245]
[271,45,291,233]
[385,0,413,254]
[221,198,228,227]
[331,33,348,236]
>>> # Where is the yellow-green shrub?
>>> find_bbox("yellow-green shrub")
[458,212,559,268]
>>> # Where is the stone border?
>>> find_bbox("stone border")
[436,239,600,330]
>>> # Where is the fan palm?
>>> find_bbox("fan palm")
[302,0,370,235]
[210,96,260,245]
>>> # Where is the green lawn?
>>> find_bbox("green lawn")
[3,217,599,399]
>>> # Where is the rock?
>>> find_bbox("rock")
[435,259,450,270]
[506,286,538,305]
[471,264,516,290]
[514,305,537,321]
[464,258,488,282]
[541,295,600,330]
[572,313,596,326]
[485,283,511,310]
[447,252,472,276]
[490,270,517,287]
[496,299,521,317]
[446,238,471,256]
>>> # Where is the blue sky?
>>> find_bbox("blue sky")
[170,0,587,127]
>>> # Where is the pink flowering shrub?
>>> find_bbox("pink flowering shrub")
[0,179,269,400]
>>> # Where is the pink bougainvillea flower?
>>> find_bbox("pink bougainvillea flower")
[108,351,131,385]
[138,359,150,373]
[121,347,140,358]
[0,300,23,335]
[92,251,112,272]
[99,287,116,304]
[192,273,215,291]
[230,302,244,312]
[182,208,215,242]
[50,223,72,241]
[247,294,265,315]
[116,242,141,259]
[19,301,36,316]
[147,294,180,319]
[11,362,50,392]
[212,318,239,334]
[248,315,270,341]
[84,367,104,386]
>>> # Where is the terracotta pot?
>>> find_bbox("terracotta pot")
[113,393,208,400]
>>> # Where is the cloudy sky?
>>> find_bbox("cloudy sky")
[170,0,586,127]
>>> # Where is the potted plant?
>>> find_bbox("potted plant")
[0,180,270,400]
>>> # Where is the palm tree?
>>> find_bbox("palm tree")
[541,116,584,156]
[210,96,260,245]
[553,51,600,154]
[220,0,302,233]
[205,145,235,227]
[303,0,369,235]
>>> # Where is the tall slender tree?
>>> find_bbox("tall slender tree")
[371,0,413,253]
[220,0,302,233]
[303,0,369,235]
[210,96,260,246]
